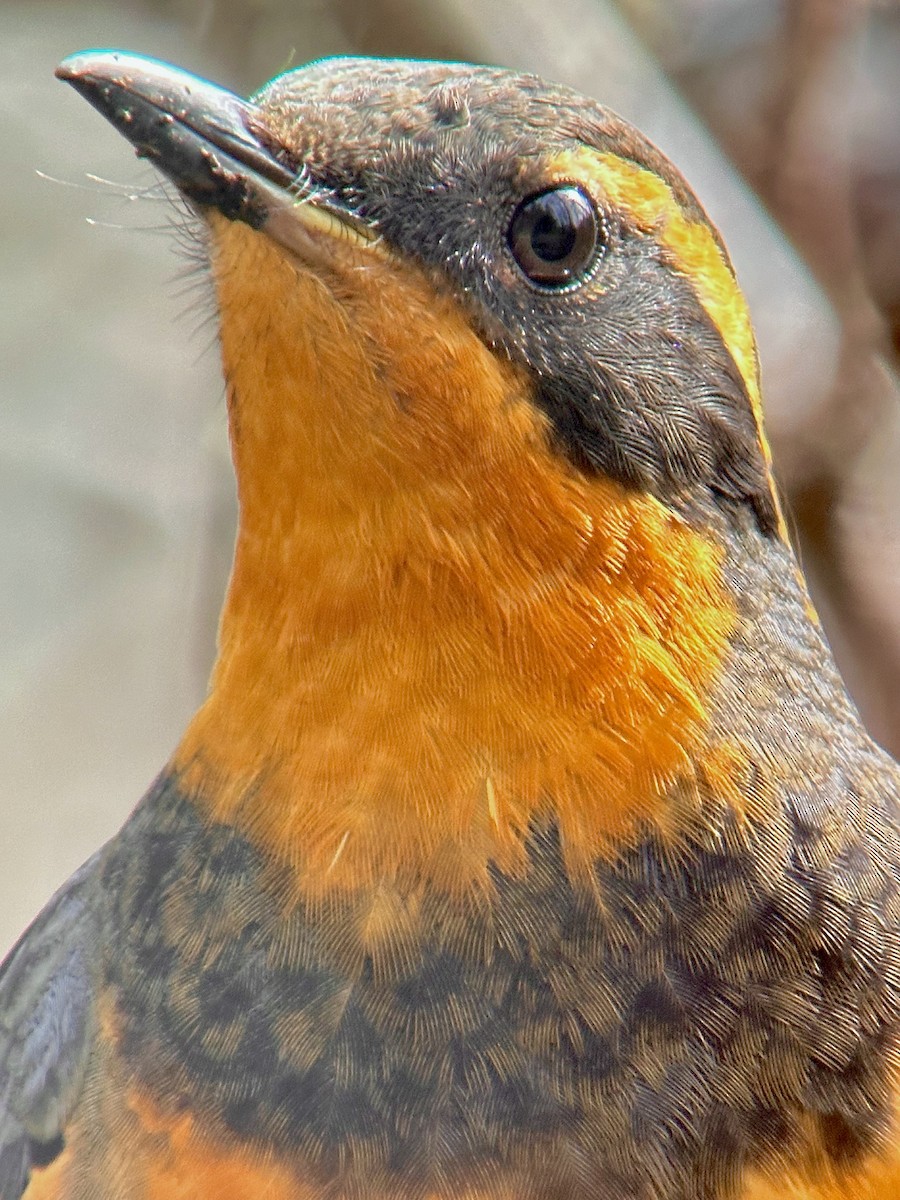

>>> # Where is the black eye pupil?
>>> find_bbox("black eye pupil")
[508,186,601,286]
[531,209,576,261]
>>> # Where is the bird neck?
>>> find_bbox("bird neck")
[172,219,811,899]
[703,513,865,795]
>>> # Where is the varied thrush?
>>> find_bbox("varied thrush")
[1,49,899,1200]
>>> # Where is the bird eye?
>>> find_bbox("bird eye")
[507,186,602,287]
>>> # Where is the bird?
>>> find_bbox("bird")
[1,46,898,1200]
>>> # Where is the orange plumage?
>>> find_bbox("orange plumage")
[3,49,899,1200]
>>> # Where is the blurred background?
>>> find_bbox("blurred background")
[1,0,898,952]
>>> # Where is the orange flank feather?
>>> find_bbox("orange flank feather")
[21,1098,304,1200]
[21,994,312,1200]
[174,214,739,897]
[740,1125,900,1200]
[118,1092,304,1200]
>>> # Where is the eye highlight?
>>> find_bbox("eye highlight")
[507,186,602,287]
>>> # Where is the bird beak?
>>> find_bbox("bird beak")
[56,51,376,264]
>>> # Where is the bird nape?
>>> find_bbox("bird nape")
[1,49,898,1200]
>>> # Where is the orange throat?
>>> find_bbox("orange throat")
[174,217,738,896]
